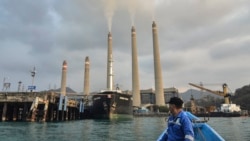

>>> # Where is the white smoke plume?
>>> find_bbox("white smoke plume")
[103,0,117,32]
[102,0,160,30]
[137,0,156,21]
[128,0,137,26]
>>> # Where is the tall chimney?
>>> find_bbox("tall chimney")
[107,32,113,90]
[152,21,165,106]
[61,60,67,96]
[84,56,90,96]
[131,26,141,107]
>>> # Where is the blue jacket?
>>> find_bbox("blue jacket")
[160,111,194,141]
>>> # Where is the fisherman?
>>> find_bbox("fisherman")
[159,97,194,141]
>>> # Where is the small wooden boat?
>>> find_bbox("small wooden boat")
[157,112,225,141]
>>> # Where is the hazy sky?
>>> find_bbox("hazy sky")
[1,0,249,93]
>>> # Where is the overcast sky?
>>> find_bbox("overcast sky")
[1,0,249,94]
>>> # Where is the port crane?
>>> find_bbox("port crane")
[188,83,231,104]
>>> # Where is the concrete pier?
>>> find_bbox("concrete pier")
[0,91,88,122]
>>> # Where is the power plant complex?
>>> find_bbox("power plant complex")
[0,21,168,122]
[131,21,165,107]
[79,20,166,119]
[77,21,166,108]
[81,21,166,107]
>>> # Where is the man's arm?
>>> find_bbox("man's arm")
[182,116,194,141]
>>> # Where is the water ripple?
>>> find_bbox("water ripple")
[0,117,249,141]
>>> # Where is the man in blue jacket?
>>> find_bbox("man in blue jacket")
[160,97,194,141]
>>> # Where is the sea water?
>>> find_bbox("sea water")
[0,117,249,141]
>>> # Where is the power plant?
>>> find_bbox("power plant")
[60,60,67,96]
[0,21,168,122]
[106,32,114,91]
[131,26,141,107]
[101,21,165,107]
[102,21,165,107]
[61,21,165,107]
[152,21,165,106]
[56,21,166,108]
[84,56,90,96]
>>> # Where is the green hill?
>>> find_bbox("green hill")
[232,84,250,111]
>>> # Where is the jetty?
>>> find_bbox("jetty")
[0,91,89,122]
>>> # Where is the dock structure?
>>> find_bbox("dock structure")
[0,91,88,122]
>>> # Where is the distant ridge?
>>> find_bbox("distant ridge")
[49,87,77,94]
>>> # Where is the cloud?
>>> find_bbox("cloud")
[0,0,249,93]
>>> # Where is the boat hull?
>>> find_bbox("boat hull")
[91,91,133,119]
[157,112,225,141]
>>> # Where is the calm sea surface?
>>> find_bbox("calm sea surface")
[0,117,249,141]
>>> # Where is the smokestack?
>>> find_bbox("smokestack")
[61,60,67,96]
[131,26,141,107]
[152,21,165,106]
[107,32,113,90]
[84,56,90,96]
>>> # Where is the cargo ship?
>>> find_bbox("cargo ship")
[197,111,241,117]
[90,32,133,119]
[91,90,133,119]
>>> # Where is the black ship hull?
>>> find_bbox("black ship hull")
[91,91,133,119]
[195,112,241,117]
